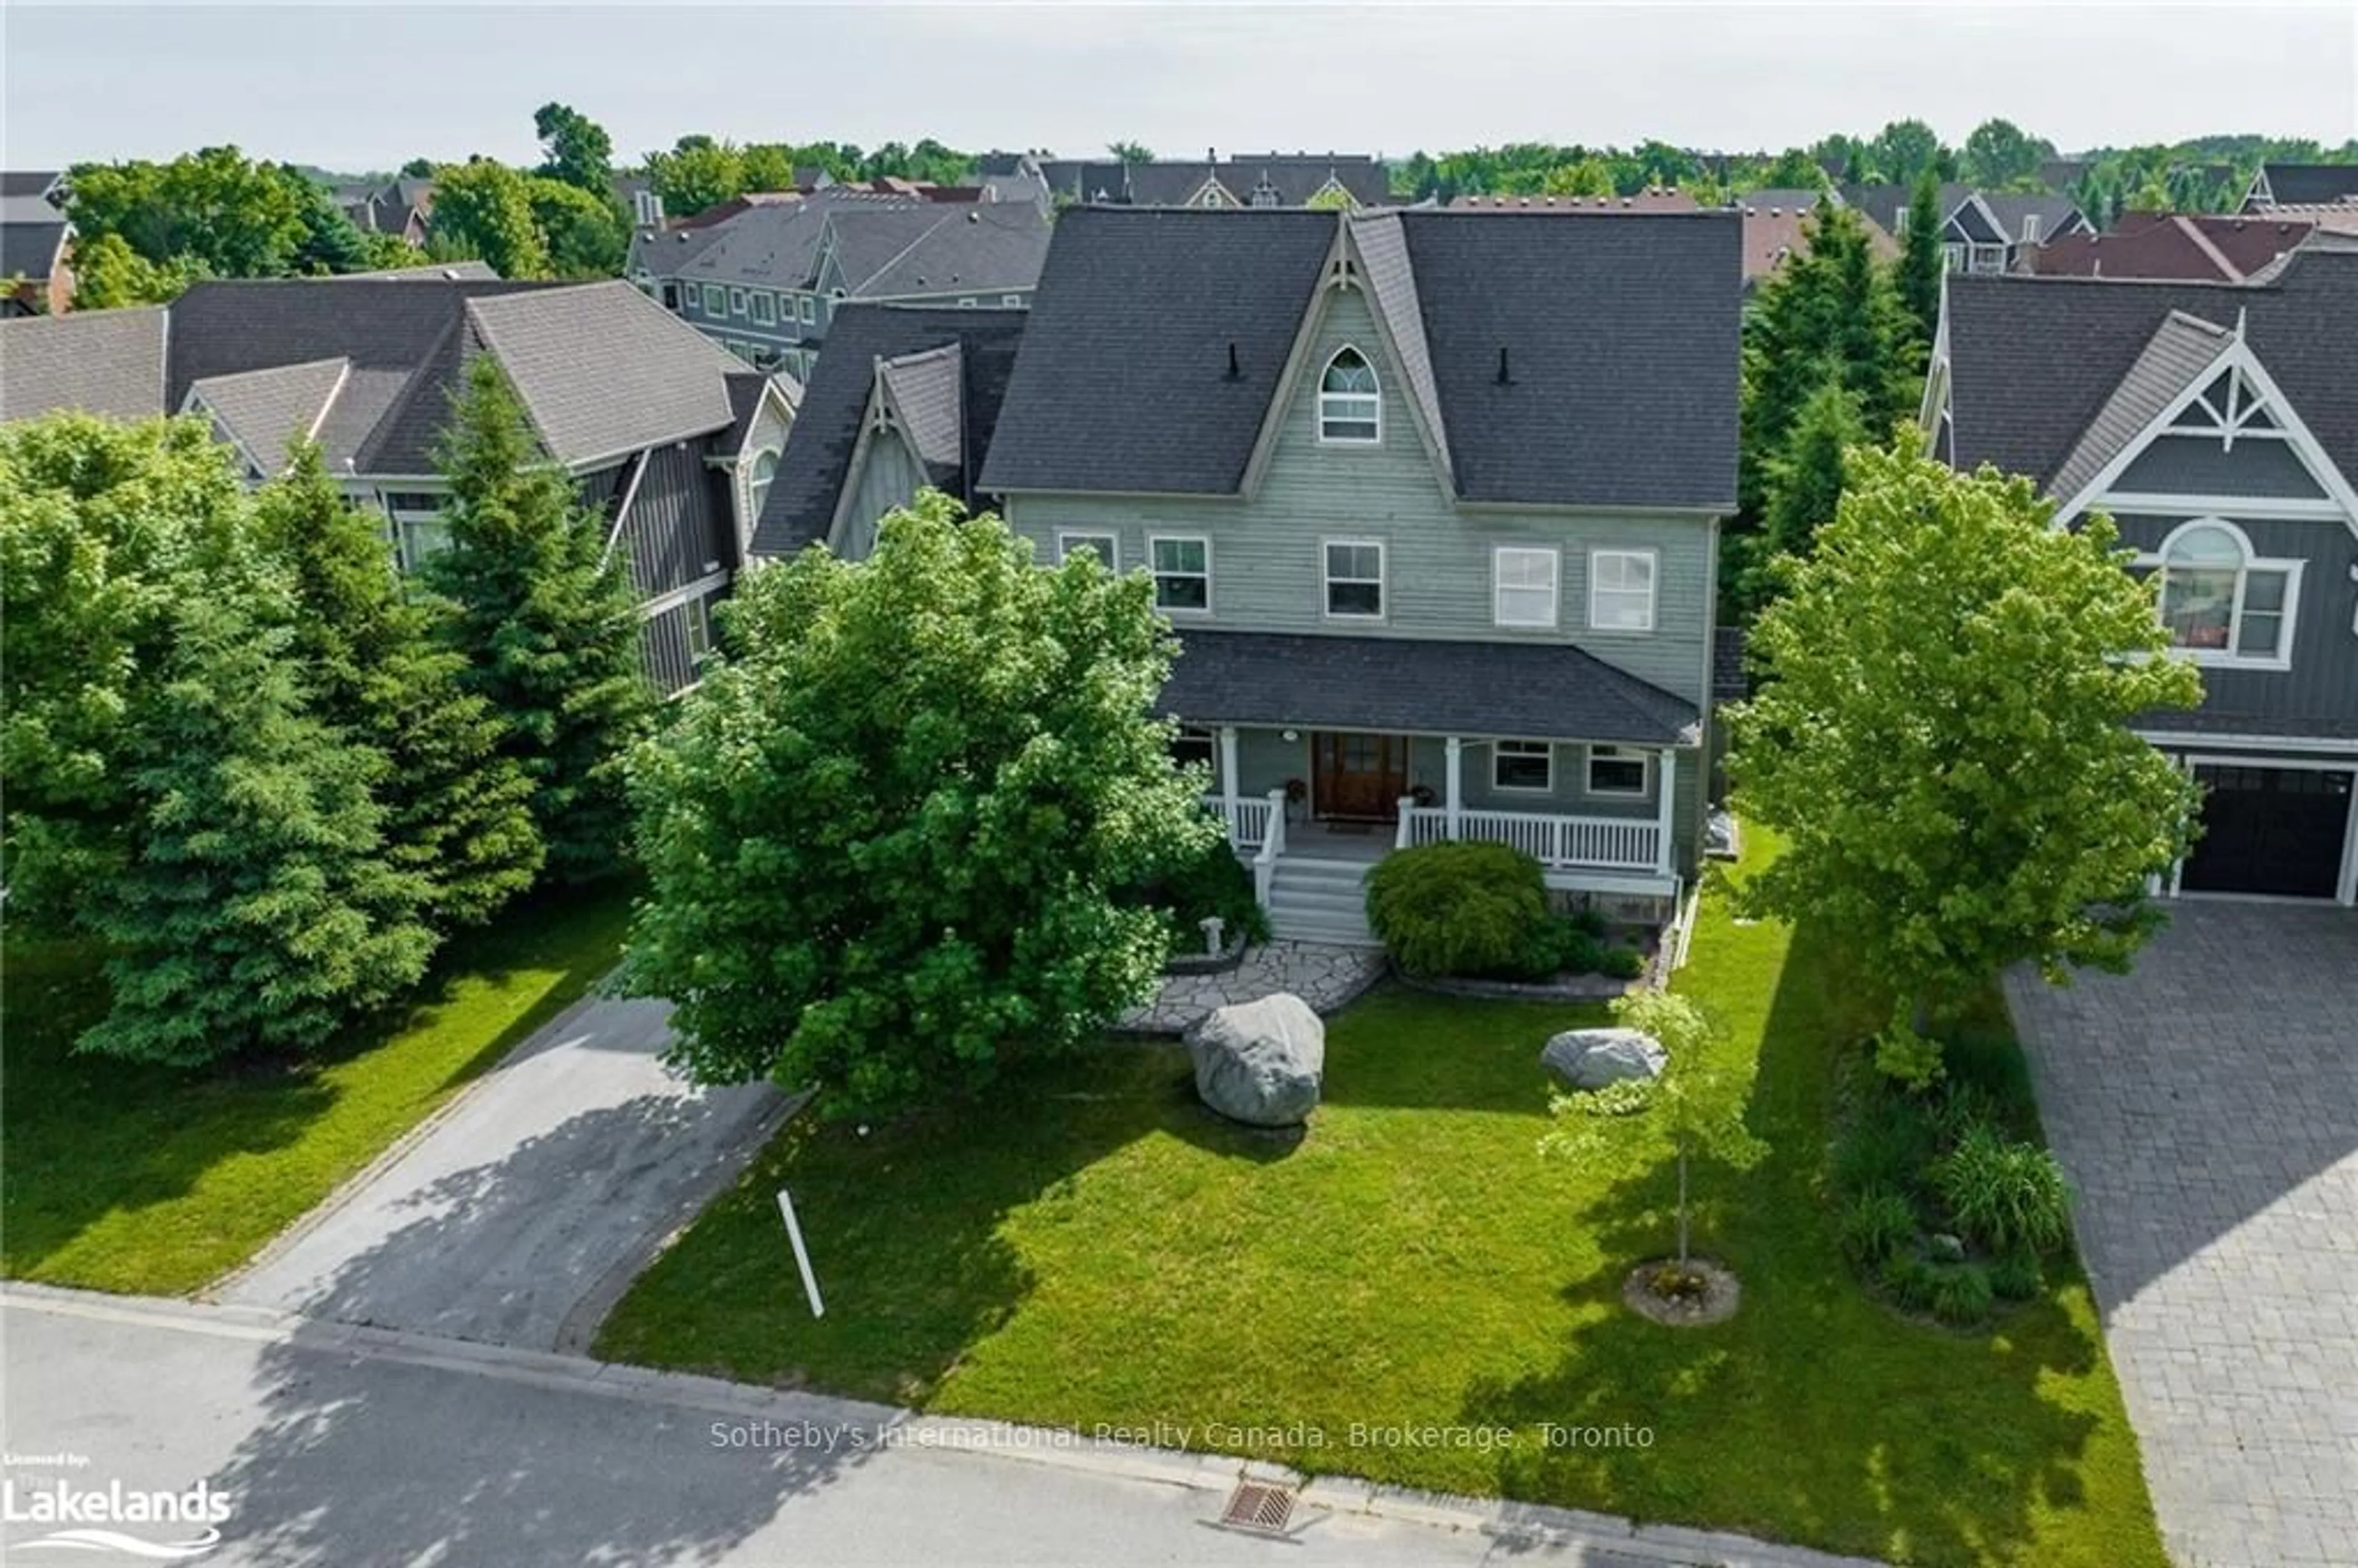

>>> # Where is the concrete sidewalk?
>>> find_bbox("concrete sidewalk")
[217,995,788,1352]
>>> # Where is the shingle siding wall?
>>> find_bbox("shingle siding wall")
[2111,511,2358,734]
[2112,435,2329,499]
[1001,287,1714,707]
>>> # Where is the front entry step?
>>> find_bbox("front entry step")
[1265,856,1381,946]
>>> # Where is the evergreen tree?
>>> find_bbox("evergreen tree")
[1738,376,1866,615]
[255,444,543,927]
[423,359,652,884]
[1897,169,1946,355]
[78,588,439,1066]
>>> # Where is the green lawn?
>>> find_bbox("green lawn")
[596,844,2163,1568]
[3,886,632,1296]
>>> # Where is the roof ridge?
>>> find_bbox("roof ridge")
[2171,217,2244,283]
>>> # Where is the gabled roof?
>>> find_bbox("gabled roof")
[1450,188,1699,212]
[2044,311,2235,505]
[750,303,1027,556]
[464,281,739,466]
[2252,163,2358,208]
[722,368,793,452]
[876,341,963,475]
[980,207,1742,511]
[0,171,63,201]
[0,214,69,283]
[187,357,350,473]
[1941,248,2358,498]
[2028,214,2317,283]
[0,305,168,422]
[1038,153,1390,209]
[824,203,1050,296]
[1162,629,1700,745]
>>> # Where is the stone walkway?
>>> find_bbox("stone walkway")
[2004,901,2358,1568]
[1118,941,1390,1034]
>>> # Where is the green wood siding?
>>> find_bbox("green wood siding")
[1002,285,1714,707]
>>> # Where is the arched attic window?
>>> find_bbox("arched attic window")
[2152,518,2297,663]
[749,448,780,519]
[1318,347,1380,444]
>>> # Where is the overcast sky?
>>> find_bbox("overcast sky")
[6,4,2354,174]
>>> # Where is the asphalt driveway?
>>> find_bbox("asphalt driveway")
[2005,901,2358,1568]
[219,996,787,1353]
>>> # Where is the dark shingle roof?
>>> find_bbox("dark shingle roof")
[1162,629,1699,745]
[981,208,1741,510]
[2256,164,2358,208]
[2029,214,2318,282]
[1040,154,1390,209]
[1,214,68,282]
[1943,249,2358,496]
[465,282,739,465]
[750,303,1027,556]
[1712,626,1750,704]
[834,203,1051,297]
[0,305,168,421]
[722,368,791,451]
[187,357,350,472]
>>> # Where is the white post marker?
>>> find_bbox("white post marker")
[776,1189,826,1318]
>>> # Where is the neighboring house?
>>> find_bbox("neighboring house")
[1034,150,1391,209]
[1926,249,2358,904]
[631,191,1051,384]
[1842,182,2087,273]
[1450,188,1700,213]
[0,276,796,697]
[968,206,1740,939]
[2028,212,2318,283]
[2243,163,2358,212]
[749,301,1025,561]
[1,170,72,316]
[1727,188,1897,289]
[335,177,434,246]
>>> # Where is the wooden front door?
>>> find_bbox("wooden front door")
[1313,732,1408,822]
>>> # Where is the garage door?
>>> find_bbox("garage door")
[2182,765,2353,898]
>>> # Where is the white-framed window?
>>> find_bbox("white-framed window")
[1493,546,1560,629]
[1492,740,1553,793]
[395,512,450,572]
[1001,293,1022,306]
[685,595,713,664]
[1968,243,2006,273]
[1942,243,1966,272]
[1149,535,1211,614]
[1589,549,1657,632]
[660,282,680,311]
[957,297,978,308]
[1171,725,1216,780]
[800,295,817,324]
[1586,745,1651,798]
[1057,530,1118,569]
[2021,214,2042,244]
[1322,538,1384,619]
[728,287,749,316]
[752,292,776,325]
[748,448,779,519]
[701,283,725,314]
[1318,346,1380,443]
[2141,518,2300,669]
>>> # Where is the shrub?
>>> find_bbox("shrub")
[1878,1254,1937,1313]
[1142,829,1268,950]
[1830,1093,1940,1200]
[1926,1262,1996,1328]
[1989,1249,2044,1303]
[1598,945,1648,980]
[1935,1123,2072,1257]
[1568,905,1609,941]
[1873,1020,1946,1091]
[1839,1184,1918,1268]
[1929,1080,2004,1145]
[1364,841,1549,978]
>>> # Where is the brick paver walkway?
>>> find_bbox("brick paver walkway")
[2005,902,2358,1568]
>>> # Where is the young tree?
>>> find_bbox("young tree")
[70,231,204,308]
[1896,169,1946,352]
[533,101,617,194]
[424,359,652,883]
[1729,445,2205,1043]
[255,444,543,926]
[425,160,551,279]
[1734,375,1864,615]
[624,494,1219,1122]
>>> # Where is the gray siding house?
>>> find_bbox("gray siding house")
[1929,249,2358,904]
[972,207,1741,939]
[0,277,795,699]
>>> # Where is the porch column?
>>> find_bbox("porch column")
[1444,736,1463,840]
[1655,746,1677,875]
[1218,726,1240,819]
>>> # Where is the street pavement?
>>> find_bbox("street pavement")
[217,996,787,1352]
[1,1287,1883,1568]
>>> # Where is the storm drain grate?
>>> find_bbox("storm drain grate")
[1219,1479,1296,1535]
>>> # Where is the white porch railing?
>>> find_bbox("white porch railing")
[1203,792,1276,851]
[1251,789,1286,906]
[1396,804,1660,874]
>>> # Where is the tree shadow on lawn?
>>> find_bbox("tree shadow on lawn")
[1,884,626,1292]
[1314,984,1614,1115]
[1460,921,2126,1568]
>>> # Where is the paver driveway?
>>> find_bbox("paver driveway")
[220,996,787,1352]
[2005,902,2358,1568]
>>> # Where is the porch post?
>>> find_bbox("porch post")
[1444,736,1463,840]
[1218,726,1240,820]
[1655,747,1677,875]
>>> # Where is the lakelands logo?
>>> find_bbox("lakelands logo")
[2,1476,232,1560]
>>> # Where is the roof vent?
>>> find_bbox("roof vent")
[967,210,979,222]
[1225,341,1241,380]
[1495,346,1512,386]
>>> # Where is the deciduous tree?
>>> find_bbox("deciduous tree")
[1728,444,2205,1044]
[533,101,617,195]
[426,159,551,279]
[623,493,1217,1120]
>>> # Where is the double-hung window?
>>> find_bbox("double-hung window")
[1587,746,1650,798]
[728,287,749,316]
[701,284,725,315]
[1589,549,1657,632]
[1318,347,1380,443]
[1149,536,1211,613]
[1057,531,1118,569]
[2147,519,2298,668]
[1170,726,1216,780]
[752,292,776,325]
[1493,740,1553,793]
[1493,546,1560,629]
[799,295,817,324]
[1323,540,1384,619]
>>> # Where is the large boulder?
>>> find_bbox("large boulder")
[1186,993,1325,1128]
[1542,1027,1667,1090]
